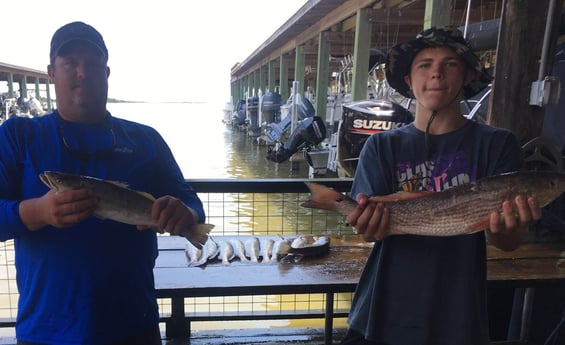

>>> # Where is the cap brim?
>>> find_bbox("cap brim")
[51,38,107,60]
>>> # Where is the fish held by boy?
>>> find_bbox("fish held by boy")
[39,171,214,248]
[302,171,565,237]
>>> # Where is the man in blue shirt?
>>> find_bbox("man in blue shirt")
[0,22,206,344]
[340,27,542,345]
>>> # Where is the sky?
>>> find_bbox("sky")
[2,0,308,103]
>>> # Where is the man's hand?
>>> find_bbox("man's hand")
[147,196,198,235]
[346,193,390,242]
[20,189,98,231]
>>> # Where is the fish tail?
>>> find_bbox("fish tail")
[182,223,215,249]
[301,182,354,216]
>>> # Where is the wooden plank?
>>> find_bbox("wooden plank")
[487,258,565,287]
[487,242,565,260]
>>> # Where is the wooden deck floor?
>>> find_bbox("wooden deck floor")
[165,327,347,344]
[0,327,347,345]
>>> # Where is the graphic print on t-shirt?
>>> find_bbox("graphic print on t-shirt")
[396,150,476,192]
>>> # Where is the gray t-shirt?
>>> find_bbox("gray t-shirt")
[347,120,523,345]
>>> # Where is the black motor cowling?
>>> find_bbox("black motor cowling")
[338,100,414,177]
[266,116,326,163]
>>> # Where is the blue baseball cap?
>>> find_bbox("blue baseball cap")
[50,21,108,61]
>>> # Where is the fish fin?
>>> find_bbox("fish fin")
[181,223,215,249]
[302,182,355,215]
[468,217,491,232]
[136,190,157,201]
[105,180,130,188]
[369,191,431,203]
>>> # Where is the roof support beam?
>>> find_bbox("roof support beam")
[351,8,372,102]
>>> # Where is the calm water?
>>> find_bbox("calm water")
[107,102,310,179]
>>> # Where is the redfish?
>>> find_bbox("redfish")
[39,171,214,248]
[302,171,565,237]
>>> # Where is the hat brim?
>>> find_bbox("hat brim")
[51,38,108,60]
[385,38,492,99]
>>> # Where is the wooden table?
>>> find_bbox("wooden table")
[487,242,565,287]
[154,234,371,344]
[486,241,565,341]
[154,236,565,344]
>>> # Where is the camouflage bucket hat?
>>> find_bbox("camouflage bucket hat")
[385,26,492,99]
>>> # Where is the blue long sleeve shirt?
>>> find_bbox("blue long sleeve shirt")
[0,112,205,344]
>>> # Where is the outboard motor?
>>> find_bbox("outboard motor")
[266,115,326,163]
[261,91,282,124]
[265,96,315,142]
[247,96,260,137]
[338,100,414,177]
[232,99,247,126]
[17,96,30,114]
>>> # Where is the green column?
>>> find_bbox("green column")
[247,75,252,98]
[7,73,14,98]
[259,65,265,95]
[35,78,41,99]
[268,60,276,93]
[294,46,305,97]
[424,0,452,29]
[253,70,259,96]
[20,78,28,98]
[280,55,289,101]
[351,8,371,102]
[316,31,330,121]
[239,79,244,101]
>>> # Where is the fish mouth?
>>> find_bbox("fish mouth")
[39,173,54,189]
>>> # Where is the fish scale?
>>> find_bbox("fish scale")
[302,171,565,237]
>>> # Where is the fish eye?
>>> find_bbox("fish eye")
[336,197,343,202]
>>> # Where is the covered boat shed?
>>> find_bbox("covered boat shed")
[230,0,563,146]
[0,62,53,111]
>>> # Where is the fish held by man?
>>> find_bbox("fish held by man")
[302,171,565,237]
[39,171,214,248]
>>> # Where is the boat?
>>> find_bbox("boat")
[222,99,234,125]
[1,93,40,124]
